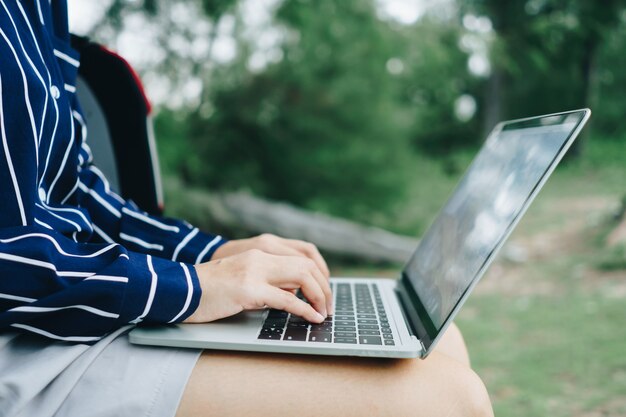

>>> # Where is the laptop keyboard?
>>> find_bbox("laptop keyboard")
[257,283,395,346]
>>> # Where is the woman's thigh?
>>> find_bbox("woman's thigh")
[175,323,491,417]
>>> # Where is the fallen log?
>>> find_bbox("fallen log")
[163,179,419,263]
[607,195,626,247]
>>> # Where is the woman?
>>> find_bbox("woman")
[0,1,493,416]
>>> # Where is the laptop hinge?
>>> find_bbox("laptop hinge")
[395,279,429,352]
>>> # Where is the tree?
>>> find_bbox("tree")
[462,0,626,151]
[178,0,420,223]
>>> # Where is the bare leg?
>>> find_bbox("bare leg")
[176,322,492,417]
[434,322,471,367]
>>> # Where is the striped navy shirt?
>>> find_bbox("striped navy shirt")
[0,0,225,342]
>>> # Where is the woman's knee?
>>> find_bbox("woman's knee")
[430,354,493,417]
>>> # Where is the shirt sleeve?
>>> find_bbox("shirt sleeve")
[0,225,201,342]
[75,152,227,265]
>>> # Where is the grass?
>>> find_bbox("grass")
[334,137,626,417]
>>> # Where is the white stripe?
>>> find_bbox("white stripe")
[92,223,114,244]
[10,305,119,319]
[0,27,39,165]
[36,203,82,231]
[88,166,125,204]
[47,109,75,201]
[63,83,76,93]
[78,182,122,218]
[40,201,91,228]
[130,255,158,324]
[35,0,44,25]
[53,49,80,67]
[14,1,50,146]
[171,228,199,261]
[57,271,94,278]
[119,233,164,251]
[81,141,94,164]
[0,252,56,271]
[0,75,27,225]
[195,235,222,264]
[72,110,87,141]
[121,207,180,233]
[0,252,95,278]
[10,323,101,342]
[0,293,36,303]
[168,263,194,323]
[0,233,117,259]
[40,92,60,188]
[84,275,129,283]
[34,218,54,230]
[0,0,48,150]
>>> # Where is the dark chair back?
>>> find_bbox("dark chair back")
[73,36,164,215]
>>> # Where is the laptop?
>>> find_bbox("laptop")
[129,109,591,359]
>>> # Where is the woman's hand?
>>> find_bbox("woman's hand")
[184,249,332,324]
[212,234,330,280]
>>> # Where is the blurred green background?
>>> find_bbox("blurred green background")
[71,0,626,415]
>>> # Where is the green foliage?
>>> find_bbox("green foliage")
[462,0,626,132]
[93,0,626,228]
[182,0,421,221]
[399,19,483,154]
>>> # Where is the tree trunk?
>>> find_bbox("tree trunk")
[164,179,419,263]
[569,38,599,157]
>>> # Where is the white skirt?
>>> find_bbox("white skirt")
[0,327,201,417]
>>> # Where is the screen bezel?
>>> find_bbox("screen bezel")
[398,109,591,355]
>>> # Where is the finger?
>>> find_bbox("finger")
[301,257,334,316]
[263,287,325,323]
[265,256,329,317]
[287,239,330,279]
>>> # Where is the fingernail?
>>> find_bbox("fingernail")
[314,312,325,322]
[327,303,334,316]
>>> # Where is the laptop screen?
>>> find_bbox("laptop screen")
[401,110,589,347]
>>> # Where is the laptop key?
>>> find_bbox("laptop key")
[359,336,382,345]
[334,337,357,344]
[384,340,395,346]
[284,328,307,341]
[335,320,355,326]
[383,333,394,339]
[263,318,287,326]
[358,330,380,336]
[258,333,282,340]
[334,332,357,338]
[310,324,332,332]
[335,326,356,332]
[287,323,309,329]
[289,316,309,324]
[261,327,283,334]
[308,332,332,342]
[267,310,288,319]
[381,328,392,334]
[357,319,378,324]
[358,324,379,330]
